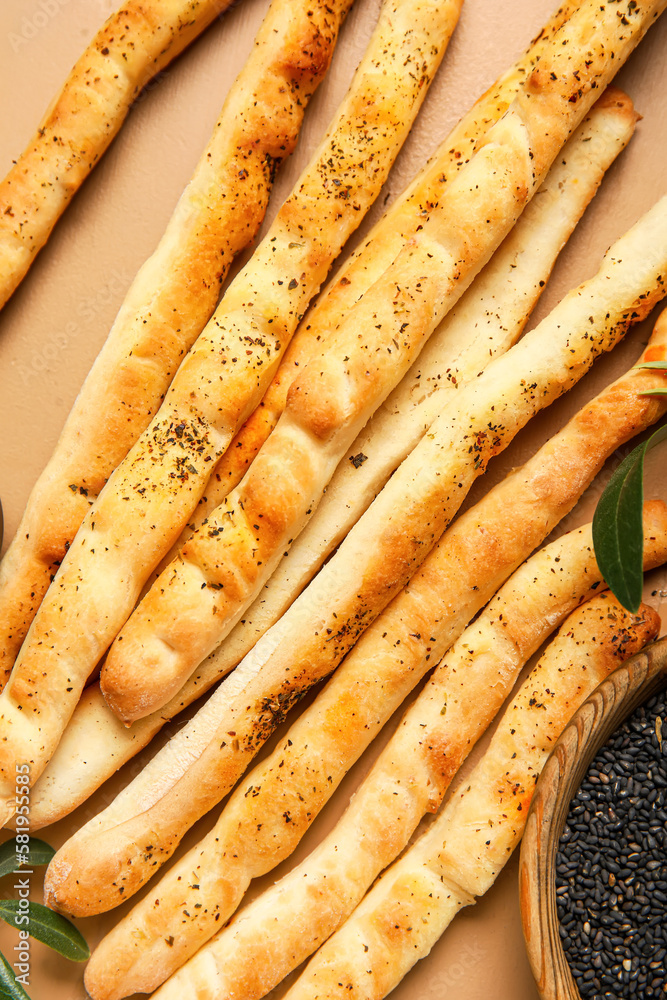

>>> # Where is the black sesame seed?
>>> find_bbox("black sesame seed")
[555,688,667,999]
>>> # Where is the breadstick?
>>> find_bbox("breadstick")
[101,182,667,727]
[78,512,667,1000]
[100,0,662,723]
[0,0,238,308]
[28,87,635,829]
[242,89,636,610]
[0,0,355,687]
[192,0,578,508]
[0,0,463,819]
[269,594,659,1000]
[44,317,667,927]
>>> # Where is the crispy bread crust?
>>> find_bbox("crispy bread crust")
[0,0,237,307]
[62,212,667,881]
[0,0,354,686]
[0,0,462,817]
[275,594,659,1000]
[45,308,667,935]
[194,0,580,510]
[99,0,659,722]
[43,270,667,931]
[27,89,637,829]
[78,508,667,1000]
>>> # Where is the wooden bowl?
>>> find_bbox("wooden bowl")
[518,636,667,1000]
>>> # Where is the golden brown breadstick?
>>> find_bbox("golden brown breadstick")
[0,0,463,819]
[28,86,636,829]
[100,0,662,723]
[193,0,578,507]
[79,512,667,1000]
[0,0,355,687]
[45,314,667,929]
[101,183,667,728]
[245,88,636,613]
[269,594,659,1000]
[0,0,238,308]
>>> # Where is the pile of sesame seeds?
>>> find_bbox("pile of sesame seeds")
[555,688,667,998]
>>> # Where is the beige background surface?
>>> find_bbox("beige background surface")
[0,0,666,998]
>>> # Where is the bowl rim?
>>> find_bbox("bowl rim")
[518,634,667,1000]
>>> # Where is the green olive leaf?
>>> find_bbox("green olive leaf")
[0,840,55,881]
[0,953,31,1000]
[592,422,667,613]
[636,359,667,395]
[0,901,89,962]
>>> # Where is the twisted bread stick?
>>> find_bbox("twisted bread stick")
[45,316,667,928]
[0,0,237,308]
[80,510,667,1000]
[0,0,462,819]
[0,0,355,687]
[100,0,662,722]
[271,594,659,1000]
[28,87,635,828]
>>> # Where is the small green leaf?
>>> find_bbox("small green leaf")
[0,901,89,962]
[639,388,667,397]
[592,423,667,613]
[0,952,31,1000]
[0,840,55,881]
[635,360,667,370]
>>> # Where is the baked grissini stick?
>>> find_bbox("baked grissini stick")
[100,0,666,723]
[79,511,667,1000]
[28,88,635,829]
[45,319,667,925]
[101,177,667,727]
[0,0,463,817]
[188,0,578,508]
[0,0,239,309]
[137,548,666,1000]
[270,594,659,1000]
[0,0,355,686]
[42,229,667,919]
[226,89,636,616]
